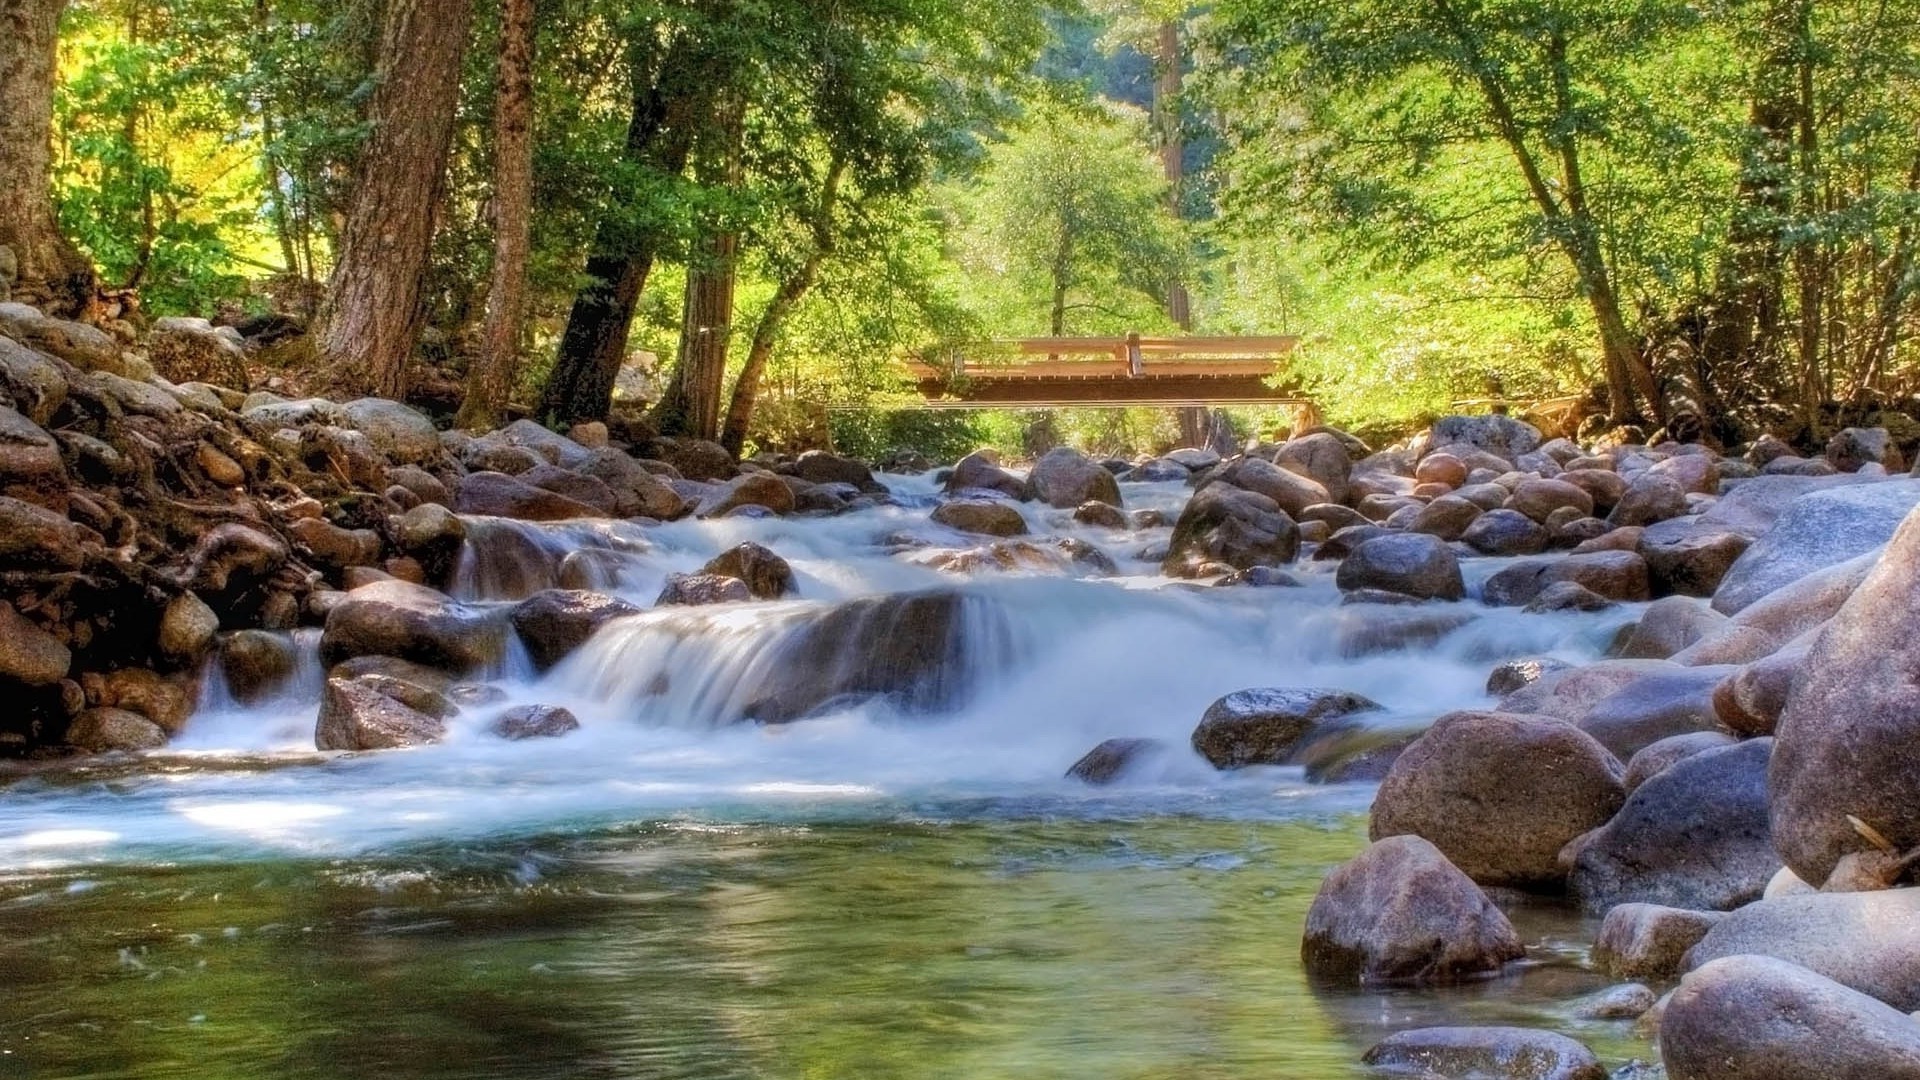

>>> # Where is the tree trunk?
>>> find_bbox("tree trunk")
[653,96,744,442]
[0,0,96,315]
[309,0,474,400]
[455,0,535,431]
[540,34,710,425]
[1154,20,1191,330]
[719,156,845,456]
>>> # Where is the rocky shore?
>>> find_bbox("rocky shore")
[6,295,1920,1076]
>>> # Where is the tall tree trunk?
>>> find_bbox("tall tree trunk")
[309,0,474,400]
[1154,20,1190,330]
[540,34,709,425]
[1791,18,1824,426]
[719,156,846,456]
[455,0,535,431]
[0,0,96,315]
[653,96,744,442]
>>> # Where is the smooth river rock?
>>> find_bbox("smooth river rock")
[1711,478,1920,614]
[1363,1027,1605,1080]
[1302,835,1524,985]
[1661,955,1920,1080]
[1683,887,1920,1010]
[1189,687,1381,769]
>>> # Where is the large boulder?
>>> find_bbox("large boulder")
[1567,738,1778,913]
[1371,711,1625,889]
[508,589,640,671]
[456,470,604,522]
[1637,523,1751,598]
[0,303,121,372]
[931,498,1028,538]
[1362,1028,1604,1080]
[944,451,1026,499]
[1712,478,1920,614]
[340,397,441,465]
[1162,484,1299,577]
[320,580,506,673]
[1426,415,1542,461]
[1335,533,1464,602]
[702,542,795,600]
[1301,835,1524,985]
[1682,888,1920,1010]
[315,666,451,752]
[1772,505,1920,885]
[1572,663,1731,760]
[1481,551,1650,607]
[1189,687,1381,769]
[1662,955,1920,1080]
[1272,432,1353,506]
[696,471,796,518]
[1024,446,1122,509]
[1592,903,1723,981]
[1207,456,1328,518]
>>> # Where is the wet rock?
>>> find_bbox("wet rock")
[1190,687,1382,769]
[1128,458,1189,483]
[1301,835,1524,985]
[1335,533,1464,602]
[1571,983,1657,1021]
[1523,581,1615,613]
[696,472,795,518]
[1299,728,1423,783]
[320,580,505,674]
[1215,565,1301,588]
[1828,426,1903,473]
[1162,484,1299,577]
[0,601,70,686]
[701,542,795,600]
[944,451,1026,499]
[1484,657,1572,696]
[746,590,995,723]
[1372,710,1625,889]
[1662,955,1920,1080]
[931,498,1028,538]
[1568,738,1778,913]
[789,449,878,490]
[316,672,449,751]
[1461,508,1550,556]
[391,502,466,582]
[1637,525,1750,598]
[156,592,219,664]
[1427,415,1543,461]
[1065,737,1169,785]
[1574,664,1731,760]
[1684,887,1920,1009]
[1272,432,1352,506]
[1024,446,1122,509]
[65,707,166,752]
[1772,506,1920,885]
[508,589,640,671]
[1408,495,1483,540]
[1712,478,1920,614]
[1072,500,1129,529]
[1362,1027,1605,1080]
[1210,455,1332,518]
[219,630,295,703]
[1618,596,1727,660]
[490,704,580,741]
[1592,903,1722,981]
[576,448,686,520]
[1608,475,1689,528]
[0,495,78,569]
[1482,551,1650,607]
[1621,731,1738,793]
[655,573,752,606]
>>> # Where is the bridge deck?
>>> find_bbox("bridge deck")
[901,334,1305,409]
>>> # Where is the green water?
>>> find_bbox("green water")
[0,813,1654,1080]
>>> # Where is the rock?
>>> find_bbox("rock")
[1460,508,1550,556]
[652,437,733,482]
[1372,711,1625,889]
[1336,533,1464,601]
[1506,478,1594,524]
[316,672,449,751]
[1065,737,1169,785]
[1621,731,1738,793]
[1771,505,1920,884]
[1828,427,1903,473]
[945,451,1026,498]
[744,590,996,723]
[508,589,639,672]
[655,573,752,606]
[1684,888,1920,1009]
[0,334,70,426]
[1557,469,1628,515]
[1498,660,1675,721]
[320,580,505,674]
[196,443,245,486]
[1484,656,1572,696]
[1024,446,1122,509]
[1362,1027,1605,1080]
[1215,565,1301,588]
[1482,551,1650,607]
[1638,525,1751,598]
[1415,452,1469,488]
[0,303,121,372]
[1593,903,1722,981]
[1568,738,1778,913]
[1128,458,1189,483]
[1208,455,1329,518]
[790,449,877,489]
[1571,983,1657,1020]
[490,704,580,740]
[1679,550,1875,664]
[1162,483,1299,577]
[456,470,604,522]
[156,593,219,664]
[931,498,1028,537]
[576,448,687,519]
[146,317,248,387]
[219,630,295,703]
[0,405,65,497]
[1618,596,1728,659]
[568,421,608,448]
[65,707,166,752]
[1408,494,1484,540]
[0,495,80,568]
[701,542,795,599]
[520,463,623,515]
[1299,727,1423,783]
[1301,835,1524,985]
[1608,475,1690,527]
[392,502,466,580]
[0,601,70,686]
[1713,478,1920,614]
[1573,664,1732,760]
[1649,453,1720,495]
[1662,955,1920,1080]
[1189,687,1382,769]
[290,517,383,570]
[1272,432,1352,506]
[1427,415,1543,461]
[1523,581,1615,613]
[1711,636,1808,736]
[1072,500,1129,529]
[696,472,795,518]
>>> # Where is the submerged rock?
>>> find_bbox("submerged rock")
[509,589,640,672]
[1335,533,1464,602]
[1189,687,1381,769]
[1064,737,1169,785]
[1592,903,1722,982]
[1362,1027,1605,1080]
[1301,835,1523,985]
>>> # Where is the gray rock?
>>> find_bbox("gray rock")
[1683,886,1920,1010]
[1828,426,1903,473]
[1568,738,1778,913]
[1661,955,1920,1080]
[1301,835,1524,985]
[1162,483,1299,578]
[1024,446,1122,509]
[490,704,580,740]
[339,398,441,465]
[320,580,506,674]
[1592,903,1722,981]
[1373,710,1625,889]
[1362,1027,1604,1080]
[1207,455,1329,517]
[1574,664,1732,760]
[457,470,605,521]
[1621,731,1738,794]
[1485,656,1573,696]
[508,589,640,671]
[1428,415,1543,461]
[1189,687,1381,769]
[1570,982,1657,1020]
[1617,596,1728,660]
[1638,524,1751,598]
[1461,508,1550,556]
[1712,478,1920,613]
[1336,533,1465,601]
[1482,551,1650,607]
[1065,737,1169,785]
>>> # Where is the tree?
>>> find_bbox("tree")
[0,0,96,313]
[455,0,536,430]
[308,0,474,398]
[651,93,745,440]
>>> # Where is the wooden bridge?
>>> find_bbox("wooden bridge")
[901,333,1307,409]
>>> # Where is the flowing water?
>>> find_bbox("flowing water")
[0,475,1659,1078]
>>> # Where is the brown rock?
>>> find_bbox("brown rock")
[1593,902,1722,981]
[701,542,795,599]
[65,707,166,752]
[1301,835,1524,985]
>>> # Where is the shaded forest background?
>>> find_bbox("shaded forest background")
[1,0,1917,458]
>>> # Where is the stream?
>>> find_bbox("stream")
[0,474,1659,1078]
